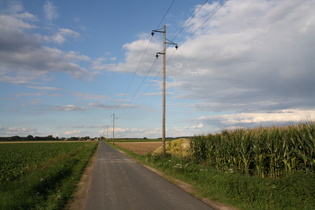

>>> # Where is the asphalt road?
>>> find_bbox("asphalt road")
[85,141,213,210]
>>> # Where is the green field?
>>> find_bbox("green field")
[0,141,98,209]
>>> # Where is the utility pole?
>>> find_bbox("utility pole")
[152,25,177,158]
[111,114,117,139]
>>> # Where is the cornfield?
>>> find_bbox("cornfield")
[190,122,315,178]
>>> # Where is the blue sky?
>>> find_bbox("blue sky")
[1,0,314,138]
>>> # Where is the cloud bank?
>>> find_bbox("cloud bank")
[0,3,92,84]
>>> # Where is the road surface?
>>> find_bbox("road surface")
[85,141,213,210]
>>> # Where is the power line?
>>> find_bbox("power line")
[165,0,230,65]
[171,0,209,42]
[117,0,177,118]
[117,36,153,109]
[156,0,176,29]
[117,0,229,122]
[118,59,159,118]
[180,0,229,47]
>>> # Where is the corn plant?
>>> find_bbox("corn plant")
[190,122,315,178]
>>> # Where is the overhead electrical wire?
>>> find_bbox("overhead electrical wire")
[165,0,229,66]
[119,59,158,117]
[179,0,229,47]
[117,36,153,109]
[117,0,177,119]
[136,0,214,102]
[156,0,176,29]
[118,0,229,120]
[171,0,209,42]
[151,0,229,94]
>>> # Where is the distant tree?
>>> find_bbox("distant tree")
[143,137,147,140]
[70,137,79,141]
[34,136,41,141]
[11,136,20,141]
[27,135,34,140]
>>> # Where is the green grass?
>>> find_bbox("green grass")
[0,141,98,209]
[145,156,315,209]
[110,122,315,209]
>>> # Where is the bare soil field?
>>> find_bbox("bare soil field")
[114,142,162,155]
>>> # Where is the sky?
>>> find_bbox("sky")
[0,0,314,138]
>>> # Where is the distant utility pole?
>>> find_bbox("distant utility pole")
[152,25,177,158]
[111,114,117,139]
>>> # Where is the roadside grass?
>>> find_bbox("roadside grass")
[109,136,315,210]
[145,155,315,210]
[0,142,98,209]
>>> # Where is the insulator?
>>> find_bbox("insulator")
[156,54,159,59]
[175,45,178,50]
[151,32,154,36]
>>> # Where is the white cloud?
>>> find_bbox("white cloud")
[26,86,61,91]
[102,127,161,138]
[0,13,36,30]
[199,109,315,128]
[0,15,93,84]
[63,130,81,136]
[95,38,161,74]
[44,1,59,21]
[0,2,93,84]
[65,51,90,62]
[0,125,38,136]
[88,102,137,110]
[15,12,37,21]
[167,0,315,113]
[114,0,315,112]
[51,28,80,45]
[52,105,86,111]
[191,123,204,129]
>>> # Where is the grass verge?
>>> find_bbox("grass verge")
[109,141,315,210]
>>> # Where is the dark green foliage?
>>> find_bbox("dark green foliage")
[0,142,98,209]
[190,122,315,178]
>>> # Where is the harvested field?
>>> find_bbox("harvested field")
[114,142,162,155]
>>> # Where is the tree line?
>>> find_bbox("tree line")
[0,135,95,141]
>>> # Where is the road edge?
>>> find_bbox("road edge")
[67,142,99,210]
[115,147,238,210]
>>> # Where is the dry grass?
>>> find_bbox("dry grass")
[114,142,162,155]
[152,139,190,158]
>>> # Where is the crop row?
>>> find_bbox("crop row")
[0,142,90,183]
[190,122,315,178]
[0,141,98,209]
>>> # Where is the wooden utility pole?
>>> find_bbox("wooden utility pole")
[111,114,116,139]
[152,25,177,158]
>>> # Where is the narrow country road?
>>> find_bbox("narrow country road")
[85,141,213,210]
